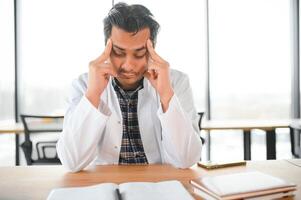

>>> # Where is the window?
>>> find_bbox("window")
[209,0,291,120]
[0,0,15,122]
[19,0,112,115]
[0,0,15,166]
[208,0,291,161]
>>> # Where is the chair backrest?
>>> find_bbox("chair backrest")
[198,112,205,130]
[198,112,205,144]
[20,114,63,165]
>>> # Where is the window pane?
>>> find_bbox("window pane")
[209,0,291,120]
[0,0,15,166]
[0,0,15,122]
[19,0,112,115]
[208,0,291,161]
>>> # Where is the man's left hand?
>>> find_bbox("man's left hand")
[144,39,174,112]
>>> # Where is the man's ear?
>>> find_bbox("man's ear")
[145,51,150,59]
[105,37,112,46]
[151,38,156,48]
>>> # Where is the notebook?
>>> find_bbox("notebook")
[190,171,296,200]
[47,180,194,200]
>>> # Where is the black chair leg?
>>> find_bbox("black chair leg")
[20,141,33,165]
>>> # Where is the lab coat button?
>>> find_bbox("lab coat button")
[114,146,118,149]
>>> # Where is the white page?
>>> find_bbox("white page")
[119,180,194,200]
[47,183,118,200]
[202,171,294,196]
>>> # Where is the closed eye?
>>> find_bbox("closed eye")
[112,49,125,57]
[134,54,146,59]
[134,50,147,59]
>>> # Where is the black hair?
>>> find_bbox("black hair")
[103,2,160,45]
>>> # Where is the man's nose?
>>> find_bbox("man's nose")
[121,56,135,71]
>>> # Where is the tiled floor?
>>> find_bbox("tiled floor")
[0,128,294,166]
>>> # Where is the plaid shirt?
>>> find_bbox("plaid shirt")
[112,78,148,165]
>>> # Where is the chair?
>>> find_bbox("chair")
[20,114,63,165]
[198,112,205,144]
[289,122,301,158]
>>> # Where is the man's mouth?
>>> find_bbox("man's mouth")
[118,73,137,79]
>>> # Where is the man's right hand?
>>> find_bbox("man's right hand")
[85,39,117,108]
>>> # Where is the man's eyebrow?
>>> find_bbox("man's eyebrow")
[113,45,125,51]
[113,45,146,52]
[135,46,147,51]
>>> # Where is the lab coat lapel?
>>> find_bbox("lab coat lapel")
[138,78,162,163]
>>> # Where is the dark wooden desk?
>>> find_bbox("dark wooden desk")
[202,119,293,160]
[0,160,300,200]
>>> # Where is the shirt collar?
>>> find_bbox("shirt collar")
[112,78,144,99]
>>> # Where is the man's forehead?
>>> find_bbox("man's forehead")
[110,26,150,51]
[113,43,146,51]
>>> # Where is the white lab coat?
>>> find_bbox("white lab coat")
[57,69,202,172]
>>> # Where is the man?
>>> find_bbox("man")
[57,3,202,172]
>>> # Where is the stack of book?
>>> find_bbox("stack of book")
[190,171,296,200]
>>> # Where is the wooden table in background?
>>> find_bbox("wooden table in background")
[0,122,24,166]
[0,121,62,166]
[1,119,300,165]
[201,119,294,160]
[0,159,300,200]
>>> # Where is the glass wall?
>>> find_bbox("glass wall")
[19,0,112,115]
[209,0,291,120]
[0,0,15,166]
[208,0,291,161]
[0,0,15,122]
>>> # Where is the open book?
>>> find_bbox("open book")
[190,171,296,200]
[47,180,194,200]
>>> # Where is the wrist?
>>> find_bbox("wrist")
[85,91,101,108]
[160,89,174,112]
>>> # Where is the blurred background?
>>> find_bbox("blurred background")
[0,0,299,165]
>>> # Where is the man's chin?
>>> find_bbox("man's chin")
[116,76,143,89]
